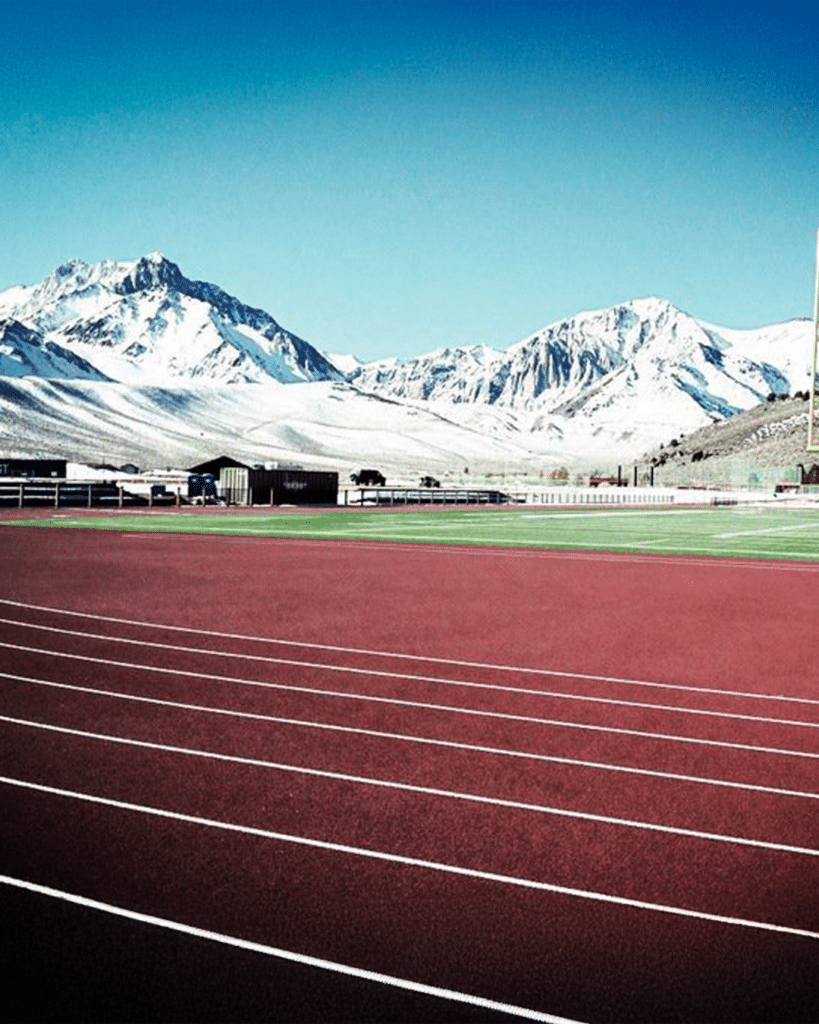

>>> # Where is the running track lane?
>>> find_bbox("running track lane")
[1,525,818,1022]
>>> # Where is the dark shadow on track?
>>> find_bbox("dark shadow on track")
[1,886,525,1024]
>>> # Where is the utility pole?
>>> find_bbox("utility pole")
[808,227,819,450]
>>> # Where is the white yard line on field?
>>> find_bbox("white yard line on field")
[623,538,677,547]
[717,522,819,539]
[520,510,715,519]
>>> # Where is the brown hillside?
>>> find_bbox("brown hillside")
[639,394,817,489]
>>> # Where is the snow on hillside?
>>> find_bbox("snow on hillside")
[322,351,366,376]
[0,378,538,473]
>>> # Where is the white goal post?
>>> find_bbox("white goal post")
[808,227,819,451]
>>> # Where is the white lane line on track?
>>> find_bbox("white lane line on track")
[112,534,819,569]
[6,671,819,802]
[2,715,817,857]
[3,620,819,727]
[3,627,818,731]
[0,876,576,1024]
[3,644,818,762]
[1,598,815,707]
[3,776,818,940]
[170,525,819,558]
[8,531,819,568]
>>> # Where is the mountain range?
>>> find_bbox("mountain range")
[0,252,813,472]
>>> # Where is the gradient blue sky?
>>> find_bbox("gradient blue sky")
[1,0,818,360]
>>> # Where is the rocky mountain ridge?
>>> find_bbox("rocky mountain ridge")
[350,297,809,420]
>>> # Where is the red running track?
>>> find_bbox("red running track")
[1,522,818,1022]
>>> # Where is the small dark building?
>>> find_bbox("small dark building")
[0,458,67,477]
[221,467,338,506]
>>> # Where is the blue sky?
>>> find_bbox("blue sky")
[1,0,818,361]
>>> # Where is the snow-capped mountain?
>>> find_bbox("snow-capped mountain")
[344,297,813,457]
[349,298,811,422]
[0,253,536,470]
[0,252,342,385]
[0,253,813,468]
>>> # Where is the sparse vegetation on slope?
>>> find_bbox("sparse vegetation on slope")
[640,393,815,489]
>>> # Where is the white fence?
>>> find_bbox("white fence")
[524,487,675,506]
[342,485,786,508]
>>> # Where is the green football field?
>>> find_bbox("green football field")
[11,501,819,561]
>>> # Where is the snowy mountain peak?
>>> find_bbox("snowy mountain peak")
[0,253,344,386]
[39,257,111,299]
[516,296,683,348]
[623,296,679,317]
[54,258,85,279]
[115,252,185,295]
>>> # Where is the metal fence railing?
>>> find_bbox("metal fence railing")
[0,479,182,509]
[342,487,525,506]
